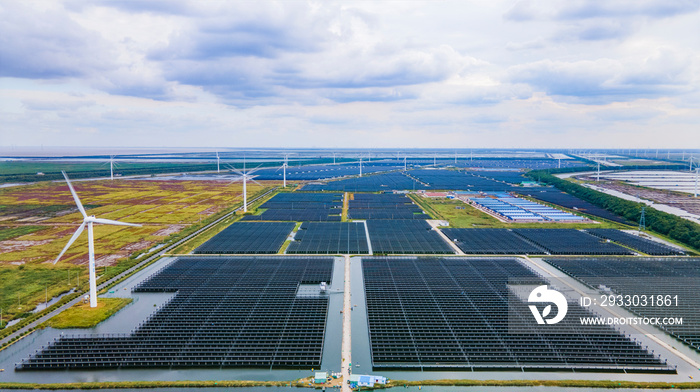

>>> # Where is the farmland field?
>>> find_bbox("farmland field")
[0,179,272,322]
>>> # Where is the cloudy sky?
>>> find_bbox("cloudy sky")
[1,0,699,149]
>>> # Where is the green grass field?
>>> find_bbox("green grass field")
[0,225,47,241]
[0,264,86,322]
[45,297,133,328]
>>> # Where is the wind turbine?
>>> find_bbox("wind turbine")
[359,157,363,177]
[229,161,262,213]
[54,171,141,308]
[275,153,292,188]
[103,155,118,180]
[215,151,221,173]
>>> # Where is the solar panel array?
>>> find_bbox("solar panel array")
[366,220,454,254]
[512,229,633,255]
[348,193,429,220]
[362,257,667,371]
[521,191,629,224]
[302,172,428,192]
[471,170,528,184]
[253,162,402,181]
[409,170,512,191]
[18,257,333,370]
[287,222,370,254]
[193,222,294,254]
[544,257,700,351]
[242,192,342,221]
[584,229,685,256]
[441,228,544,254]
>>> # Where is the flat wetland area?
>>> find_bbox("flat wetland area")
[0,178,268,322]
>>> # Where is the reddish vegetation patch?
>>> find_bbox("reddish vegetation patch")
[153,224,185,237]
[199,206,220,215]
[0,239,53,252]
[121,240,152,252]
[95,254,124,267]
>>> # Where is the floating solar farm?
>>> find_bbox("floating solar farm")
[9,152,700,385]
[348,193,430,220]
[287,222,370,254]
[193,222,294,254]
[442,228,544,254]
[366,220,454,254]
[584,229,686,256]
[511,229,633,255]
[242,192,342,221]
[18,257,333,369]
[543,258,700,351]
[362,257,669,371]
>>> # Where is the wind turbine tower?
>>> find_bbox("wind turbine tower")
[109,155,116,180]
[216,151,221,173]
[54,172,141,307]
[596,162,600,182]
[359,157,363,177]
[229,161,263,213]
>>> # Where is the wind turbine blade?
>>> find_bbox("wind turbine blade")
[91,218,142,227]
[250,177,263,186]
[62,171,87,218]
[54,221,86,264]
[246,163,264,175]
[227,164,244,176]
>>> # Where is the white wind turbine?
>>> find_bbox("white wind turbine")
[216,151,221,173]
[229,160,263,213]
[54,171,141,308]
[275,153,293,187]
[103,155,118,180]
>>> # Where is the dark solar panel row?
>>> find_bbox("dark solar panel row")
[366,220,454,254]
[349,210,431,220]
[241,209,341,222]
[362,257,668,371]
[348,193,428,220]
[253,163,402,181]
[17,257,334,370]
[543,257,700,351]
[302,172,429,192]
[512,229,633,255]
[441,228,544,254]
[471,170,528,184]
[193,222,294,254]
[246,192,344,221]
[287,222,369,254]
[408,169,512,191]
[584,229,685,256]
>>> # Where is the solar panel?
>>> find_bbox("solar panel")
[543,257,700,352]
[362,257,668,371]
[348,193,429,220]
[302,172,429,192]
[366,220,454,254]
[512,229,633,255]
[193,222,294,254]
[17,257,334,370]
[441,228,545,254]
[287,222,370,254]
[584,229,685,256]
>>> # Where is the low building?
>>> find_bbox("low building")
[314,372,328,383]
[348,374,387,388]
